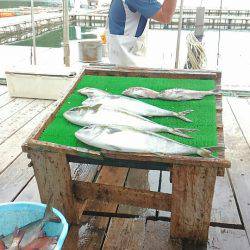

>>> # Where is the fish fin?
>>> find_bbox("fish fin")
[91,104,102,112]
[42,195,56,224]
[175,110,194,122]
[106,127,123,134]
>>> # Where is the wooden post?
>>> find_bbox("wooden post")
[170,164,217,242]
[29,151,77,223]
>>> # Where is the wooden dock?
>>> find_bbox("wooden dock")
[0,83,250,249]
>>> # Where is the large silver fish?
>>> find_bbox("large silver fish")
[64,105,197,138]
[79,87,193,122]
[1,200,56,248]
[123,87,216,101]
[75,125,221,157]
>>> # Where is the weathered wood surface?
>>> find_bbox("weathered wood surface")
[0,100,53,173]
[0,98,33,124]
[0,85,7,96]
[102,218,147,250]
[66,166,129,250]
[14,177,40,202]
[170,165,217,242]
[74,180,171,211]
[29,151,77,223]
[225,97,250,245]
[0,153,33,203]
[0,99,51,144]
[0,92,13,109]
[117,169,160,217]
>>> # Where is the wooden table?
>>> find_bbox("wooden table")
[22,67,230,243]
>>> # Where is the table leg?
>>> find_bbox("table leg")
[170,164,217,242]
[29,151,78,224]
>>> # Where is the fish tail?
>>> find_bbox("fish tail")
[175,110,193,122]
[212,89,222,95]
[197,145,225,157]
[164,127,197,138]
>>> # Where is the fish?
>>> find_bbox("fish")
[78,87,109,98]
[81,95,193,122]
[8,227,24,250]
[123,87,216,101]
[122,87,159,99]
[75,125,223,157]
[64,105,197,138]
[1,199,56,248]
[0,240,5,250]
[22,236,58,250]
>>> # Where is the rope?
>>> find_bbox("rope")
[186,32,207,69]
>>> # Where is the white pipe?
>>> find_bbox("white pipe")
[31,0,36,65]
[63,0,70,67]
[175,0,184,69]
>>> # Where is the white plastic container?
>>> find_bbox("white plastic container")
[78,39,102,63]
[5,65,80,100]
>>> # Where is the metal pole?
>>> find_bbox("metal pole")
[63,0,70,67]
[31,0,36,65]
[174,0,184,69]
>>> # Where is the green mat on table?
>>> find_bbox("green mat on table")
[39,75,217,152]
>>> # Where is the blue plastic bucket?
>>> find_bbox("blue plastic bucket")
[0,202,68,250]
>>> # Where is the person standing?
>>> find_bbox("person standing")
[107,0,177,67]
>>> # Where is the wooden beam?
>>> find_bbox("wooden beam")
[170,164,217,242]
[29,151,78,223]
[73,181,172,211]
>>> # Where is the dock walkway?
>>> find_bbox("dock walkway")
[0,84,250,249]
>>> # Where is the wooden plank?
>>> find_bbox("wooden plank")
[117,169,160,217]
[85,67,218,80]
[0,92,14,109]
[29,151,77,223]
[0,102,54,174]
[0,153,33,203]
[76,166,129,249]
[14,177,40,202]
[224,97,250,244]
[208,227,250,250]
[0,98,33,124]
[0,99,51,144]
[170,165,217,242]
[0,85,7,96]
[74,181,171,211]
[143,220,182,250]
[210,173,241,225]
[102,218,146,250]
